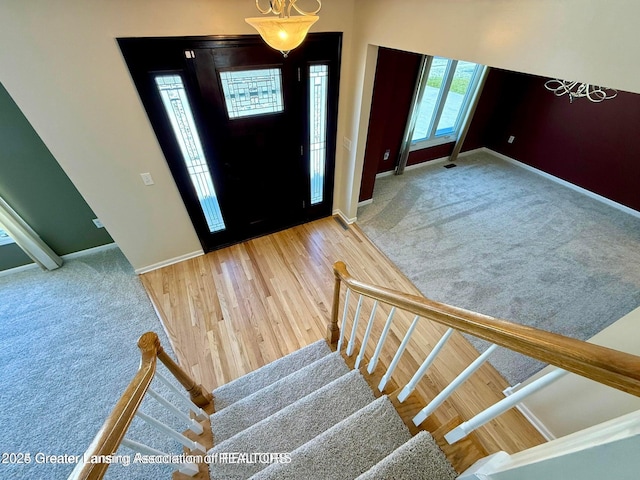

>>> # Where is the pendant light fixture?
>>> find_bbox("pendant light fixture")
[544,79,618,103]
[245,0,321,57]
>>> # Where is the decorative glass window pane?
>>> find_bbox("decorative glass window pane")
[309,64,329,205]
[220,68,284,119]
[435,61,479,136]
[0,227,15,246]
[154,75,226,233]
[412,57,448,142]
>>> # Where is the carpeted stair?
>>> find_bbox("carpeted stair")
[208,340,458,480]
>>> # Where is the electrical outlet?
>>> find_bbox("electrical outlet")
[140,172,154,186]
[383,149,390,161]
[508,135,515,144]
[92,218,104,228]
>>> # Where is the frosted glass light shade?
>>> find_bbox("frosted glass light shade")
[245,15,319,54]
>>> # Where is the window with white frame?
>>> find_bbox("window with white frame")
[410,57,483,150]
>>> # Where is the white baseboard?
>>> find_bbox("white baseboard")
[360,155,459,206]
[374,155,457,181]
[405,155,452,171]
[333,209,357,225]
[61,242,118,260]
[134,250,204,275]
[503,385,556,441]
[0,242,119,277]
[458,147,485,158]
[0,261,39,277]
[375,170,395,179]
[484,148,640,219]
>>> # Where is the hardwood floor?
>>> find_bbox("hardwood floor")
[141,216,545,458]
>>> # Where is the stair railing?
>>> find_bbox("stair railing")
[327,261,640,443]
[68,332,213,480]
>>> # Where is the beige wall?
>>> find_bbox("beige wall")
[2,0,639,270]
[517,306,640,438]
[0,0,355,271]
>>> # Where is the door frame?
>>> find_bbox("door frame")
[118,33,341,252]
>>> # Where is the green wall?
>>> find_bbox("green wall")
[0,82,113,271]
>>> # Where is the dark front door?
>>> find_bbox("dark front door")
[118,34,341,251]
[190,45,304,242]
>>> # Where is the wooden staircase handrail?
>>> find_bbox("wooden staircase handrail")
[329,261,640,397]
[68,332,213,480]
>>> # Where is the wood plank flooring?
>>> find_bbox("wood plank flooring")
[140,216,545,458]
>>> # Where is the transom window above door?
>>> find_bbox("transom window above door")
[219,68,284,119]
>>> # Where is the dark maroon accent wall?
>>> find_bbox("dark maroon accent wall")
[359,47,422,201]
[463,68,640,212]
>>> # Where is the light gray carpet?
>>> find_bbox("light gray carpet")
[208,336,456,480]
[0,247,188,479]
[356,430,458,480]
[209,370,375,479]
[213,339,331,411]
[211,352,349,442]
[357,151,640,385]
[251,395,411,480]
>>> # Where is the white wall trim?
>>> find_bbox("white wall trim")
[460,410,640,479]
[503,385,556,441]
[61,242,118,260]
[0,242,119,277]
[134,250,204,275]
[333,209,357,225]
[489,408,640,474]
[484,148,640,219]
[373,152,463,183]
[458,147,485,158]
[406,155,453,171]
[0,261,39,277]
[458,452,511,480]
[361,154,463,205]
[375,170,395,179]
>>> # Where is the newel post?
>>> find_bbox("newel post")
[157,345,214,410]
[326,262,343,345]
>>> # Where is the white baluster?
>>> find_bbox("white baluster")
[155,372,207,421]
[135,411,206,454]
[346,295,364,356]
[336,288,351,352]
[368,307,396,374]
[147,388,204,434]
[121,438,199,477]
[378,315,420,392]
[413,344,499,426]
[445,368,569,444]
[355,300,378,369]
[397,328,454,402]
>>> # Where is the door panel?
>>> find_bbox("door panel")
[191,46,304,240]
[118,34,341,251]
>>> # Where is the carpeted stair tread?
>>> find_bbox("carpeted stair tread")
[355,430,458,480]
[213,340,331,411]
[250,395,411,480]
[211,352,349,442]
[208,370,375,479]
